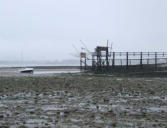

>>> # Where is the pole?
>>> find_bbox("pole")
[106,42,109,69]
[112,52,115,68]
[126,52,129,69]
[140,52,143,68]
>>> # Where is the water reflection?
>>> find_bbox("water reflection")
[33,70,81,75]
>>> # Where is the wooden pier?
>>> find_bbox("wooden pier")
[80,46,167,72]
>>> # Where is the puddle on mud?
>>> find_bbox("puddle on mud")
[34,70,81,75]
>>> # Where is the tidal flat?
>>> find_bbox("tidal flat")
[0,74,167,128]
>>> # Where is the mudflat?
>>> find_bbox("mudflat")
[0,74,167,127]
[0,67,80,77]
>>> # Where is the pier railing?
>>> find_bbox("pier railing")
[80,52,167,71]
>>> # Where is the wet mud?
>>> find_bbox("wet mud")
[0,75,167,127]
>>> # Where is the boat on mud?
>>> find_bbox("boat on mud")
[19,68,34,73]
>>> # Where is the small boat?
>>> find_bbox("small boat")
[19,68,34,73]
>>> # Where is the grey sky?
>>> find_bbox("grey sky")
[0,0,167,61]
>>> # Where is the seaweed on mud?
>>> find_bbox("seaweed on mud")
[0,75,167,127]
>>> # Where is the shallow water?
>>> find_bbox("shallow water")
[34,70,80,75]
[0,68,81,76]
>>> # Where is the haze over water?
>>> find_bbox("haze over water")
[1,0,167,62]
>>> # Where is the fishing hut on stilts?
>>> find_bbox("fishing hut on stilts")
[80,42,167,73]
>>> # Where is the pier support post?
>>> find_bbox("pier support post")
[106,47,109,69]
[126,52,129,69]
[140,52,143,68]
[112,52,115,68]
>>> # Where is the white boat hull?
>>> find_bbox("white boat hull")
[19,68,34,73]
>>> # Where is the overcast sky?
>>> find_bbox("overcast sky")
[0,0,167,61]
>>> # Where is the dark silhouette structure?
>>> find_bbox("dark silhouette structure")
[80,46,167,73]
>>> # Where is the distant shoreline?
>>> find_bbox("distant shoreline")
[0,66,81,69]
[0,66,81,77]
